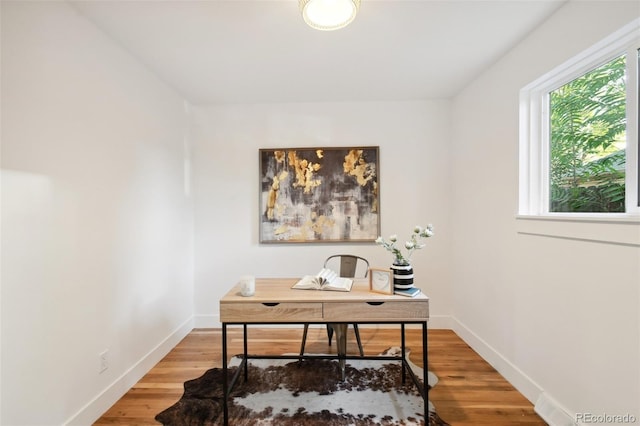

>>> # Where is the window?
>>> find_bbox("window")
[549,55,626,213]
[519,21,640,217]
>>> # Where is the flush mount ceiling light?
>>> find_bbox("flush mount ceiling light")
[299,0,360,31]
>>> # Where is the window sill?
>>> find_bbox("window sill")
[515,214,640,246]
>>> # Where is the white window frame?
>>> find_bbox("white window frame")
[519,19,640,220]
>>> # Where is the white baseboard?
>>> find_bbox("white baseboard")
[64,317,194,426]
[425,315,452,329]
[452,318,579,426]
[194,313,218,328]
[451,317,544,403]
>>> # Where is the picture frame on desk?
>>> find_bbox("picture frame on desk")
[369,268,393,295]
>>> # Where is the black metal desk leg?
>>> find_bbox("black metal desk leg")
[401,323,406,384]
[222,323,229,426]
[423,321,428,422]
[243,324,248,380]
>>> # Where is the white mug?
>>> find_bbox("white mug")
[239,275,255,297]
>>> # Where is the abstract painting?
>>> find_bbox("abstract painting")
[259,147,380,243]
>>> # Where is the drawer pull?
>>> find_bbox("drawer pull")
[367,302,385,306]
[262,303,280,307]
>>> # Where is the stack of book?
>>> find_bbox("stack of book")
[394,287,421,297]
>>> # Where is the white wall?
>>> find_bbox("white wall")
[1,2,193,425]
[3,1,637,425]
[450,1,640,423]
[191,101,453,328]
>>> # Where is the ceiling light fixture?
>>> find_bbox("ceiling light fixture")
[299,0,360,31]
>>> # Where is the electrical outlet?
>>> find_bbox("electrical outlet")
[99,350,109,374]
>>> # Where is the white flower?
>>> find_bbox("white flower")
[375,224,434,265]
[423,224,434,237]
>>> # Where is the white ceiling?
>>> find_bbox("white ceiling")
[70,0,566,105]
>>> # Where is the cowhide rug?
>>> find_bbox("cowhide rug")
[156,347,448,425]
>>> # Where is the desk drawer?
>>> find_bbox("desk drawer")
[220,302,323,322]
[323,301,429,321]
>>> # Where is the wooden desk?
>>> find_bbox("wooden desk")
[219,278,430,425]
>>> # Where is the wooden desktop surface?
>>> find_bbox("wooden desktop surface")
[220,277,429,323]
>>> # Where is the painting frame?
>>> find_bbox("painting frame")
[259,146,380,244]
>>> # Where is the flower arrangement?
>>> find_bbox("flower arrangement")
[375,224,434,265]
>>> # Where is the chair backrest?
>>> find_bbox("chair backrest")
[324,255,370,278]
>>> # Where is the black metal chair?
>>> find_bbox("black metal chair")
[299,254,369,357]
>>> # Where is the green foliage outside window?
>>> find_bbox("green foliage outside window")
[549,55,626,212]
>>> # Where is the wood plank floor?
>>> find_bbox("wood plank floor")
[94,327,546,425]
